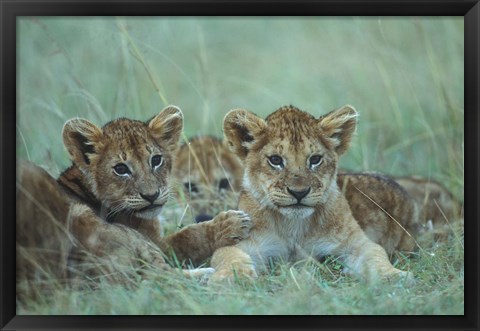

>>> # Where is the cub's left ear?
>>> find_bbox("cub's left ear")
[318,105,358,155]
[148,105,184,153]
[223,109,267,160]
[62,118,103,169]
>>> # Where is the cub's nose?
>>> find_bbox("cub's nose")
[140,191,160,204]
[287,187,311,202]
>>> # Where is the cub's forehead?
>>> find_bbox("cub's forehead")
[265,106,318,134]
[261,135,325,157]
[263,106,321,149]
[101,118,159,150]
[103,119,147,140]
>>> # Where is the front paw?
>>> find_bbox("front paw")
[207,265,258,286]
[98,224,168,270]
[385,269,416,287]
[135,241,169,270]
[210,210,252,248]
[183,267,216,284]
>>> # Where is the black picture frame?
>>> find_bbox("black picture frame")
[2,1,478,330]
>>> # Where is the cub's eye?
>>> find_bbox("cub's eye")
[219,178,230,190]
[151,155,163,169]
[113,163,131,176]
[309,154,323,168]
[267,155,284,169]
[184,182,198,193]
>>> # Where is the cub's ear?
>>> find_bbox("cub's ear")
[62,118,103,168]
[148,105,184,153]
[223,109,267,159]
[318,105,358,155]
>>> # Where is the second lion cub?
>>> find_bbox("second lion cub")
[210,105,412,284]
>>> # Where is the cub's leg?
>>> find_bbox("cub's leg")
[67,204,171,275]
[156,210,252,266]
[68,205,216,281]
[322,213,413,284]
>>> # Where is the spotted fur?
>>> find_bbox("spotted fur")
[337,172,420,255]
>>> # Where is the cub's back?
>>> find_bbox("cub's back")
[337,172,420,255]
[17,160,73,299]
[395,176,462,223]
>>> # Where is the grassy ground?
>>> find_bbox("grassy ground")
[16,17,464,315]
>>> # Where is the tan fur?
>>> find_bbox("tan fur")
[174,136,422,256]
[173,136,243,218]
[337,172,420,255]
[394,176,462,224]
[17,160,73,299]
[210,105,412,284]
[17,106,251,300]
[394,176,463,243]
[176,137,460,258]
[17,160,173,300]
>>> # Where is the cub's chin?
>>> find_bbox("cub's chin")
[135,204,164,220]
[277,205,315,219]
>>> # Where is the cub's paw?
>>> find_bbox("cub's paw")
[207,265,258,286]
[210,210,252,247]
[183,267,216,284]
[385,269,416,287]
[95,224,169,270]
[135,242,169,270]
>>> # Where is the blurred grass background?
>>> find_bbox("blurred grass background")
[16,17,464,315]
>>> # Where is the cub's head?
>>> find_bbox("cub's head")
[173,136,243,220]
[62,105,183,219]
[224,105,357,219]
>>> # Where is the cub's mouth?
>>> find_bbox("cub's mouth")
[285,202,311,208]
[276,201,314,210]
[137,204,164,212]
[276,203,315,219]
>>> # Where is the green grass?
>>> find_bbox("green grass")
[16,17,464,315]
[17,239,464,315]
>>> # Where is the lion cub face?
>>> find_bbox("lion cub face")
[173,136,243,219]
[62,106,183,219]
[224,105,357,219]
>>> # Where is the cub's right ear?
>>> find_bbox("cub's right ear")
[318,105,358,155]
[223,109,267,159]
[62,118,103,169]
[148,105,184,154]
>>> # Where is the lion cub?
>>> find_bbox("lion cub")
[173,136,243,223]
[17,160,171,299]
[17,106,251,298]
[209,105,412,284]
[174,136,422,256]
[57,106,250,266]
